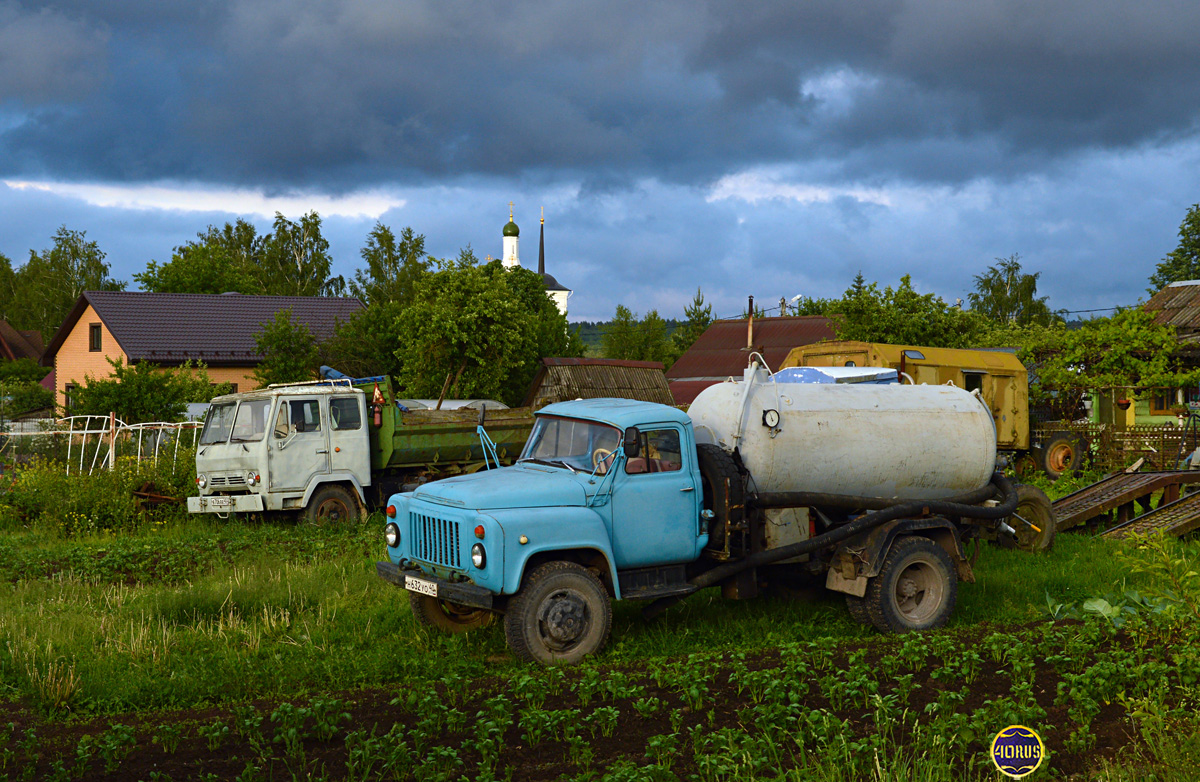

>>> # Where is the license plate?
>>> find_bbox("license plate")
[405,576,438,597]
[209,496,232,509]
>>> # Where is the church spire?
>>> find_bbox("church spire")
[538,207,545,275]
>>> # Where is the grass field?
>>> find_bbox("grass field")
[0,475,1198,779]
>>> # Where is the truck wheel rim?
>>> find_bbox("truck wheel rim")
[1047,443,1075,473]
[316,497,348,523]
[537,590,589,650]
[893,559,943,624]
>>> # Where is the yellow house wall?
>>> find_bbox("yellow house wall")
[204,366,261,395]
[55,305,263,411]
[55,305,127,410]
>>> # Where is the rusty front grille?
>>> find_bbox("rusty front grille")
[409,512,462,569]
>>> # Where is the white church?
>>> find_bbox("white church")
[499,206,571,316]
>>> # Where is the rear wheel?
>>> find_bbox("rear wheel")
[303,484,361,526]
[845,595,872,625]
[864,536,956,633]
[697,444,744,552]
[1038,432,1084,480]
[503,562,612,665]
[1008,485,1056,552]
[409,593,494,634]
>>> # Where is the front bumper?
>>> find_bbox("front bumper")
[187,494,265,514]
[375,561,494,610]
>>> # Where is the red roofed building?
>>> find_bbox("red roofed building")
[666,316,836,404]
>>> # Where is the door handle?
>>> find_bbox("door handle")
[680,486,694,492]
[316,449,329,454]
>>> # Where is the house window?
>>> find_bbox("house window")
[64,383,77,413]
[1150,389,1179,416]
[88,323,101,352]
[962,372,985,393]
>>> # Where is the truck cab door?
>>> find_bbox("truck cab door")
[610,425,700,568]
[328,395,370,484]
[268,397,331,491]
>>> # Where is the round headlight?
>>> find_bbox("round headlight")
[246,470,259,486]
[385,522,400,548]
[471,543,486,569]
[197,474,208,489]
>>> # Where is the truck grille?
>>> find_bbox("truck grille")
[410,512,462,569]
[209,475,246,487]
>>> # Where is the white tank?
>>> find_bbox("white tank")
[688,370,997,500]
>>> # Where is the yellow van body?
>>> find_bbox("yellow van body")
[781,341,1029,451]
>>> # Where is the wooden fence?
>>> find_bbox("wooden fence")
[1033,421,1200,473]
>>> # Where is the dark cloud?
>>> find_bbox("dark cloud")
[0,2,109,103]
[2,0,1200,191]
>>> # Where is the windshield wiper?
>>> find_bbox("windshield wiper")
[521,458,577,473]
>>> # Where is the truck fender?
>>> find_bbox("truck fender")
[825,517,972,597]
[301,474,367,510]
[491,507,622,599]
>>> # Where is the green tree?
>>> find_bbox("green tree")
[13,227,125,338]
[394,257,582,407]
[349,224,430,307]
[0,252,16,324]
[0,358,51,383]
[68,357,229,422]
[968,254,1057,326]
[1149,203,1200,293]
[601,305,671,362]
[134,242,256,294]
[795,274,989,348]
[258,212,344,297]
[0,358,54,419]
[252,309,320,387]
[665,288,713,366]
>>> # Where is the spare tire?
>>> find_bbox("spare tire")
[1008,484,1056,552]
[697,444,744,552]
[1037,431,1084,480]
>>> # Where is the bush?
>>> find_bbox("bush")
[1,450,198,535]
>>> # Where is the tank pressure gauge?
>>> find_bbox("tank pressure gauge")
[762,409,780,428]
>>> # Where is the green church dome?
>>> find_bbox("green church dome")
[503,219,520,237]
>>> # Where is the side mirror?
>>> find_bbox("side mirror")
[623,426,640,458]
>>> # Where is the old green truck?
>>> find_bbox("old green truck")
[187,374,534,524]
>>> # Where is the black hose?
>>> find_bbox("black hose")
[642,472,1018,620]
[749,482,999,511]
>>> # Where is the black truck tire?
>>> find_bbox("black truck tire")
[697,444,744,550]
[303,483,361,526]
[503,562,612,665]
[1037,431,1084,480]
[863,535,957,633]
[409,593,495,634]
[1008,485,1056,552]
[845,595,873,625]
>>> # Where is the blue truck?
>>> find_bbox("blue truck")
[376,368,1031,664]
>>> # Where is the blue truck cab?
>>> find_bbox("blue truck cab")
[376,398,710,664]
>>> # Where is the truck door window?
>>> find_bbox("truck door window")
[330,397,361,430]
[274,400,322,438]
[626,429,682,474]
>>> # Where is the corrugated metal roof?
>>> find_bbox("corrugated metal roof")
[0,320,44,362]
[42,292,364,367]
[522,357,675,407]
[666,316,835,380]
[1145,283,1200,333]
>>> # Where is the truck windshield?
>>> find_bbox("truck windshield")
[199,402,237,445]
[230,399,272,442]
[520,416,621,472]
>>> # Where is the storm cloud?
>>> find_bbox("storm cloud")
[1,0,1198,320]
[3,0,1199,188]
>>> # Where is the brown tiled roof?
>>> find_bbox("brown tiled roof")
[1145,281,1200,337]
[42,292,364,367]
[666,316,837,405]
[0,320,44,361]
[522,357,675,407]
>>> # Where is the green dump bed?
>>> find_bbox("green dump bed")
[355,377,534,475]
